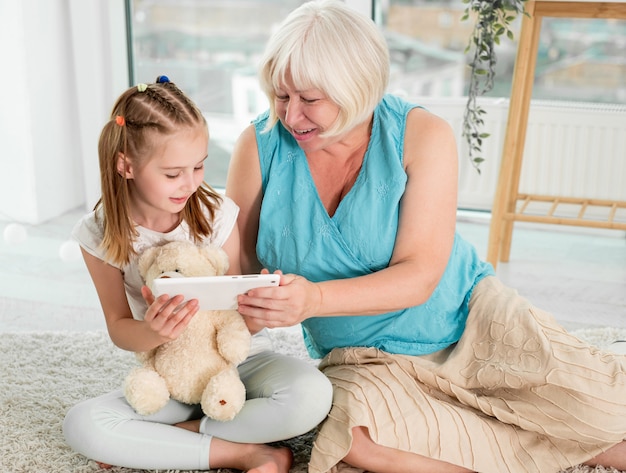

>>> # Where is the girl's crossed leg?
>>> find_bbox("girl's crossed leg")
[63,350,332,471]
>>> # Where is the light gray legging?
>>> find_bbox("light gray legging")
[63,350,333,470]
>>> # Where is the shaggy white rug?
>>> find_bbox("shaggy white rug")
[1,327,626,473]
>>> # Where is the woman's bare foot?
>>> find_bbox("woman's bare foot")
[584,440,626,470]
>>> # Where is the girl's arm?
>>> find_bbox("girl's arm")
[230,109,459,328]
[81,249,198,352]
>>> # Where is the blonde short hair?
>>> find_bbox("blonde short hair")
[258,0,390,137]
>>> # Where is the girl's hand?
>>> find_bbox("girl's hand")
[237,272,322,329]
[141,285,199,341]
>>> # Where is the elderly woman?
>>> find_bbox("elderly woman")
[226,1,626,472]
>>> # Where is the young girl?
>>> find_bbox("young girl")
[63,76,332,472]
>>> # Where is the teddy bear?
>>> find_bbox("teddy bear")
[123,240,251,422]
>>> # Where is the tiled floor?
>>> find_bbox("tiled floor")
[1,207,625,332]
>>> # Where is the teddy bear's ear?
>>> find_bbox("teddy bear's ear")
[200,245,230,276]
[138,246,160,278]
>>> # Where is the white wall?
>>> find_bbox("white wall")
[421,97,626,215]
[0,0,128,224]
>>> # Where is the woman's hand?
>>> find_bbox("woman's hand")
[237,272,322,329]
[141,285,199,341]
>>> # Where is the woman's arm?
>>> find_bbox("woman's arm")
[220,217,243,276]
[81,249,198,352]
[231,109,459,328]
[225,125,275,334]
[314,107,459,314]
[225,124,264,274]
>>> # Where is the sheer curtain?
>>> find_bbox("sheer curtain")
[0,1,127,224]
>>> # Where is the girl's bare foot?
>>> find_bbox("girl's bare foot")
[175,422,293,473]
[209,438,293,473]
[245,445,293,473]
[175,419,201,432]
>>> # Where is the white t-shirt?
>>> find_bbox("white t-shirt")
[72,196,272,355]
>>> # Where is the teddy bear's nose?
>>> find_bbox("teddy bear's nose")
[159,271,185,279]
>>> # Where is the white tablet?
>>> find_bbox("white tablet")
[152,274,280,310]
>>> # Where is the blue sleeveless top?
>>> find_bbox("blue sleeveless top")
[254,94,494,359]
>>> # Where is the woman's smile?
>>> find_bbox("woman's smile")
[292,127,317,141]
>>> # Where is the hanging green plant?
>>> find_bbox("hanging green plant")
[461,0,528,173]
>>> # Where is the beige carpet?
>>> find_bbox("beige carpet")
[1,327,625,473]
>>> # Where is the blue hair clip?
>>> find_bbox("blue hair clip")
[156,75,170,84]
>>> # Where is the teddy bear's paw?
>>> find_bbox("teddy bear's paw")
[201,368,246,422]
[216,328,252,365]
[123,367,170,416]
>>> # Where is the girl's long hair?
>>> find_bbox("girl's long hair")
[96,78,221,266]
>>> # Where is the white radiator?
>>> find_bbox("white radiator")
[415,97,626,216]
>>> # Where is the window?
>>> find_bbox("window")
[129,0,308,188]
[128,0,626,188]
[380,0,626,103]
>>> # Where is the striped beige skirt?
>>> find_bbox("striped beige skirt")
[309,276,626,473]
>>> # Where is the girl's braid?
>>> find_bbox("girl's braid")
[143,85,180,122]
